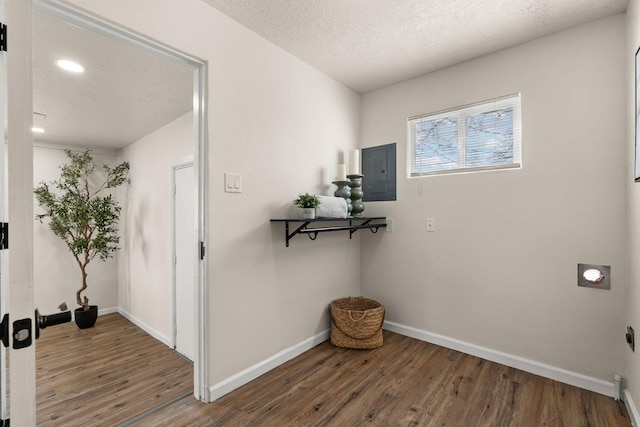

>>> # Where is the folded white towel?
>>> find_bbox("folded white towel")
[316,195,348,219]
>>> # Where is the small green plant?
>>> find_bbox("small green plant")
[34,149,130,311]
[293,193,321,209]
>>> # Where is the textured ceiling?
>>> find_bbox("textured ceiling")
[32,0,629,150]
[33,11,193,150]
[202,0,629,93]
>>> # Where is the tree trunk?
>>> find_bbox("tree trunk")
[77,264,90,311]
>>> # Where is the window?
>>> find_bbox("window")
[407,94,521,177]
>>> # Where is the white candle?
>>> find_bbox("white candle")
[349,149,360,175]
[337,164,346,181]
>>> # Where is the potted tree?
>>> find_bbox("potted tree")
[293,193,321,219]
[34,149,129,329]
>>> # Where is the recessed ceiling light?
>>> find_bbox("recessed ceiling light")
[56,59,85,73]
[31,127,45,133]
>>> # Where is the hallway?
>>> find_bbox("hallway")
[36,312,193,426]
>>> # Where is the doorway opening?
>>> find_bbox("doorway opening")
[31,0,209,421]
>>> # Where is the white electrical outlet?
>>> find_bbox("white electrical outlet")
[386,218,394,232]
[426,218,435,232]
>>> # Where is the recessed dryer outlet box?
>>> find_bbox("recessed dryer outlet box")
[577,263,610,290]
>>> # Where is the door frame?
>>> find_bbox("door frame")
[32,0,211,402]
[171,157,195,361]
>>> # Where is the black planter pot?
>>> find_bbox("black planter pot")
[74,305,98,329]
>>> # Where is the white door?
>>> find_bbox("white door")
[174,163,196,361]
[3,1,36,424]
[0,5,7,421]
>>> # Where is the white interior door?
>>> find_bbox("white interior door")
[0,4,7,421]
[174,162,196,361]
[4,0,36,424]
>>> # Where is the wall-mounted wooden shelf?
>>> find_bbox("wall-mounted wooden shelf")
[270,217,386,247]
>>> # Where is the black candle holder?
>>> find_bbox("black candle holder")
[347,174,364,217]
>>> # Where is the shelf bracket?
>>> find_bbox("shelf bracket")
[349,218,373,239]
[285,221,312,247]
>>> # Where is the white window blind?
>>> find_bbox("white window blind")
[408,94,521,177]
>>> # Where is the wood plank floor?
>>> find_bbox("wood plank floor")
[35,313,632,426]
[130,331,631,427]
[36,312,193,426]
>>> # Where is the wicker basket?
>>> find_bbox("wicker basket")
[330,297,385,349]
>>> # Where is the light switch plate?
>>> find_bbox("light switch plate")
[225,173,242,193]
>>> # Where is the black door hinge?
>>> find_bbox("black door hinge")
[0,314,8,348]
[200,241,205,260]
[0,223,7,250]
[1,417,10,426]
[0,22,6,52]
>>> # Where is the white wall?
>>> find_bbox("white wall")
[117,112,193,342]
[54,0,631,401]
[33,146,119,314]
[626,0,640,416]
[65,0,362,385]
[360,15,627,383]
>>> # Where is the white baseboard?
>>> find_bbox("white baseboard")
[625,389,640,427]
[116,307,172,348]
[67,306,117,318]
[98,306,118,316]
[208,329,330,401]
[383,321,615,398]
[104,306,638,418]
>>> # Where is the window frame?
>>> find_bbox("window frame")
[407,94,522,178]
